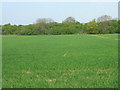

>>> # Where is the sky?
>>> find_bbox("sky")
[1,2,118,25]
[0,0,119,2]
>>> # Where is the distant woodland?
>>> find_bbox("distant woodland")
[1,15,119,35]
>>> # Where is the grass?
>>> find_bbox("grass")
[2,34,118,88]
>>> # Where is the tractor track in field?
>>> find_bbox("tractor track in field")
[95,35,120,40]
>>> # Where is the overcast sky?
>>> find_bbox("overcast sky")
[1,2,118,25]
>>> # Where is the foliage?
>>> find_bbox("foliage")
[1,16,119,35]
[45,23,83,35]
[85,19,99,34]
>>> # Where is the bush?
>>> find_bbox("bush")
[1,19,119,35]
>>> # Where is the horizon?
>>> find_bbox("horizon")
[1,2,118,25]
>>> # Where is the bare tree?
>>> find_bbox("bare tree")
[97,15,112,33]
[36,18,54,23]
[63,17,77,23]
[97,15,112,22]
[35,18,54,34]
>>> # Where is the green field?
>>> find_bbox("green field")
[2,34,118,88]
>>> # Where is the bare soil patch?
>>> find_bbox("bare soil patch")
[113,39,120,40]
[46,78,56,82]
[96,36,108,38]
[63,53,67,57]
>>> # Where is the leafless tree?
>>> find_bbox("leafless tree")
[36,18,54,23]
[97,15,112,22]
[97,15,112,33]
[63,17,77,23]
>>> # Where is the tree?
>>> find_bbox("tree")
[1,16,118,35]
[97,15,112,22]
[0,25,2,35]
[35,18,54,34]
[109,20,118,33]
[36,18,54,23]
[98,21,112,34]
[118,20,120,33]
[97,15,112,33]
[63,17,77,23]
[85,19,99,34]
[2,23,13,34]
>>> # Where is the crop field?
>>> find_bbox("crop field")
[2,34,118,88]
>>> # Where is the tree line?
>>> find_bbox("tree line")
[1,15,119,35]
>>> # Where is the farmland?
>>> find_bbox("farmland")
[2,34,118,88]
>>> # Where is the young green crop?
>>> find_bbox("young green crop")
[2,34,118,88]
